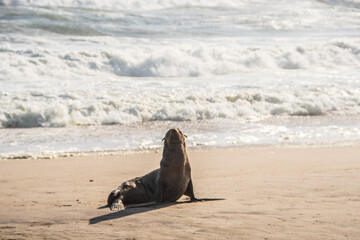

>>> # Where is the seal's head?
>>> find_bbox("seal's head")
[163,128,187,150]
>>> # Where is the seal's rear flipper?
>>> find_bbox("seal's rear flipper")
[111,199,125,211]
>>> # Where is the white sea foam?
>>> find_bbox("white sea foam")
[1,39,359,80]
[0,0,359,156]
[0,0,242,10]
[1,71,359,128]
[2,0,360,11]
[319,0,360,8]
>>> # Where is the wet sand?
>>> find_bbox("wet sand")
[1,145,360,239]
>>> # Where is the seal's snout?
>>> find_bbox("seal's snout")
[165,128,185,147]
[168,128,182,143]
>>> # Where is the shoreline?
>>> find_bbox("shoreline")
[1,144,360,239]
[2,140,360,160]
[2,115,360,160]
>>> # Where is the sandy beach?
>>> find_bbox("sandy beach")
[0,145,359,239]
[1,1,360,239]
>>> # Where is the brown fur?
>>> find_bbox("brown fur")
[107,128,197,210]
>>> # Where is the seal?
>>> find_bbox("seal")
[107,128,198,210]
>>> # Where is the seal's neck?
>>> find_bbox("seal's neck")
[163,144,187,162]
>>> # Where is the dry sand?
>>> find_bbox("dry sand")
[0,145,360,239]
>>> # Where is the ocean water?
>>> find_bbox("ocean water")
[0,0,360,157]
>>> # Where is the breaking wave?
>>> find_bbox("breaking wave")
[1,40,359,80]
[1,81,359,128]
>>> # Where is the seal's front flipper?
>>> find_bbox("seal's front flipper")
[193,198,226,202]
[184,179,198,201]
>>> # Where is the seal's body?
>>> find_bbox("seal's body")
[107,128,197,210]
